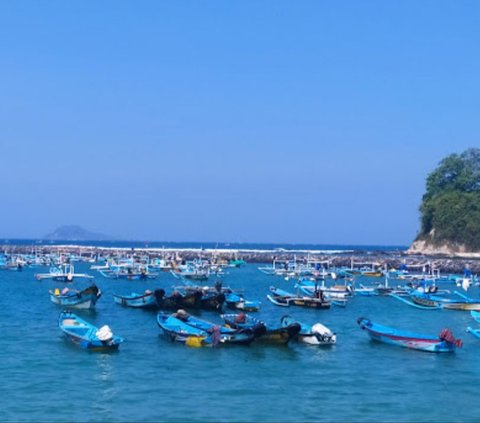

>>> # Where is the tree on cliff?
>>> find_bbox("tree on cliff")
[417,148,480,250]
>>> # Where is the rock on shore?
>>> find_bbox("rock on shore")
[408,239,480,259]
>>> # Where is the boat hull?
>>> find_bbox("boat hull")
[50,286,101,310]
[281,315,336,346]
[357,317,456,353]
[59,311,123,351]
[222,314,301,345]
[113,292,158,309]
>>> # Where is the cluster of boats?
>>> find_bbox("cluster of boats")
[20,250,480,354]
[157,310,336,347]
[46,264,340,351]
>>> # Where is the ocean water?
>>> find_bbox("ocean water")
[0,239,408,253]
[1,263,480,422]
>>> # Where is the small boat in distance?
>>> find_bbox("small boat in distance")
[357,317,462,353]
[410,290,480,311]
[267,286,331,309]
[58,311,124,351]
[36,264,94,282]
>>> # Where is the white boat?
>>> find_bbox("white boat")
[35,264,94,282]
[281,315,336,346]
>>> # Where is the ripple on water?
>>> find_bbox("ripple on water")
[2,264,480,422]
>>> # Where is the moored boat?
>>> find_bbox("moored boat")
[280,315,336,345]
[357,317,462,352]
[267,286,331,309]
[222,313,301,345]
[411,291,480,311]
[49,284,101,310]
[113,290,158,309]
[58,311,124,351]
[157,311,213,346]
[36,264,94,283]
[169,309,255,345]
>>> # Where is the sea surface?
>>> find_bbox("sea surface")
[0,239,408,253]
[2,262,480,422]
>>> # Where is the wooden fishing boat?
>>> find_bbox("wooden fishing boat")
[100,266,158,280]
[411,291,480,311]
[410,292,443,308]
[58,311,124,351]
[170,264,210,281]
[295,279,353,300]
[361,271,384,278]
[357,317,461,352]
[222,313,301,345]
[157,312,213,346]
[113,290,158,309]
[267,286,331,309]
[280,315,336,345]
[50,284,101,310]
[170,310,255,345]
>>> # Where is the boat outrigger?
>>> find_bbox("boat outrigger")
[36,264,94,282]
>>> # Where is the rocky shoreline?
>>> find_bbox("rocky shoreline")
[3,243,480,274]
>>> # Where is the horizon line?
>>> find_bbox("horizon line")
[0,237,409,248]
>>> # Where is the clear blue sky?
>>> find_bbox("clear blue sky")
[0,1,478,245]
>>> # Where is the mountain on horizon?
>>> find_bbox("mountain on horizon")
[43,225,113,241]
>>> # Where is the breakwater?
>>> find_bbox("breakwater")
[3,243,480,274]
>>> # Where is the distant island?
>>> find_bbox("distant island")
[43,225,113,241]
[409,148,480,257]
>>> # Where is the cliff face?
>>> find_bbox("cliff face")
[408,238,480,258]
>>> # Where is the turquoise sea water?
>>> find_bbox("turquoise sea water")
[2,263,480,422]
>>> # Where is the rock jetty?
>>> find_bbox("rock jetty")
[3,243,480,274]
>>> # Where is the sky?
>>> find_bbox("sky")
[0,1,479,245]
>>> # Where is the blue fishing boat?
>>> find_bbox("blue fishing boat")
[357,317,461,353]
[157,312,215,346]
[170,309,255,345]
[113,290,158,309]
[222,313,301,345]
[49,284,101,310]
[280,315,336,346]
[58,311,124,351]
[229,259,246,268]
